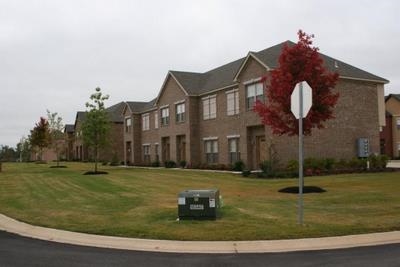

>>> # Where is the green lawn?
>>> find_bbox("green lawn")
[0,162,399,241]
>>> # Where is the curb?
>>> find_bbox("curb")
[1,214,399,254]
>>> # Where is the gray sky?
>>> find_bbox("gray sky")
[1,0,399,147]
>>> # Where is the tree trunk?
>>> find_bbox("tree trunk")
[94,146,98,173]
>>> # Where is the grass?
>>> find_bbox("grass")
[0,162,399,241]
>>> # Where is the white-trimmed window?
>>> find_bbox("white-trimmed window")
[228,138,240,163]
[142,113,150,131]
[175,103,185,123]
[125,117,132,133]
[161,107,169,126]
[246,82,264,110]
[154,112,159,129]
[204,139,218,164]
[203,95,217,120]
[143,144,150,164]
[227,89,239,115]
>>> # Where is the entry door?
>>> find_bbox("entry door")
[162,137,170,162]
[177,135,186,162]
[256,136,267,167]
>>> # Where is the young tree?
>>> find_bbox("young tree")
[16,136,31,162]
[30,117,51,161]
[81,87,110,173]
[47,110,65,167]
[254,30,339,136]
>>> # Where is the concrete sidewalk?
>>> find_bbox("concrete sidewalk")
[1,214,399,254]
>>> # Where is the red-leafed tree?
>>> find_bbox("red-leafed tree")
[254,30,339,136]
[30,117,51,161]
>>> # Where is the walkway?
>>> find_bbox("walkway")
[0,214,399,254]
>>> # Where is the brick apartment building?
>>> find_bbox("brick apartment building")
[380,94,400,158]
[71,102,125,162]
[122,41,388,169]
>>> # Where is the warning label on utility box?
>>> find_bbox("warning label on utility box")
[190,204,204,210]
[209,199,215,208]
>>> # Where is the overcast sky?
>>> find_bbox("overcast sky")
[1,0,399,147]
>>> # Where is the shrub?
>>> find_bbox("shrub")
[164,160,176,168]
[179,160,187,168]
[336,158,348,170]
[232,160,245,171]
[348,157,367,170]
[368,154,389,170]
[151,160,160,167]
[259,160,272,173]
[286,159,299,173]
[304,157,325,172]
[324,158,336,171]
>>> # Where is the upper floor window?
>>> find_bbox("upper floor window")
[154,112,159,129]
[125,117,132,133]
[203,95,216,120]
[142,113,150,131]
[161,107,169,126]
[227,89,239,115]
[175,102,185,123]
[246,82,264,110]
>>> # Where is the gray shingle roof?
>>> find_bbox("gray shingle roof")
[126,98,156,114]
[76,111,86,122]
[106,101,125,123]
[388,94,400,102]
[64,124,74,133]
[169,41,388,97]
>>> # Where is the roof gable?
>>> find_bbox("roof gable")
[150,40,388,102]
[155,72,189,105]
[385,94,400,102]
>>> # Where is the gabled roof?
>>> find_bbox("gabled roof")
[126,98,157,114]
[169,71,204,95]
[235,41,389,84]
[167,40,388,99]
[106,101,125,123]
[385,94,400,102]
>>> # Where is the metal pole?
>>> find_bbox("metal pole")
[298,82,304,225]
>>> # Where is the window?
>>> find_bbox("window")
[227,89,239,115]
[397,118,400,129]
[125,117,132,133]
[161,107,169,126]
[204,139,218,164]
[154,112,159,129]
[143,144,150,164]
[228,138,240,163]
[246,82,264,110]
[203,95,217,120]
[142,113,150,131]
[175,103,185,123]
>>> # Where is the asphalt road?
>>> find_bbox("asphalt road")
[0,231,399,267]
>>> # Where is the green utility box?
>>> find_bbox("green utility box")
[178,189,220,220]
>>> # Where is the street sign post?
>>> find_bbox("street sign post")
[291,81,312,225]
